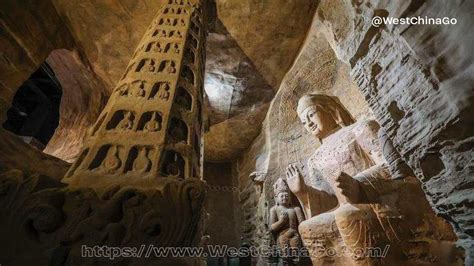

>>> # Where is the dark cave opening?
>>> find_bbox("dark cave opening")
[2,62,62,150]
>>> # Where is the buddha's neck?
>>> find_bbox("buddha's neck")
[319,125,342,144]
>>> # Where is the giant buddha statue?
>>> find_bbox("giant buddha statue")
[285,94,460,265]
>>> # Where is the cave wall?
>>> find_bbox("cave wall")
[0,0,74,121]
[42,50,107,162]
[314,0,474,260]
[0,0,77,177]
[204,162,241,247]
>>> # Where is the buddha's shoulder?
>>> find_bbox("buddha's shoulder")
[351,119,380,137]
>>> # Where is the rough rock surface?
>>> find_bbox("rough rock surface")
[204,0,317,161]
[0,129,69,180]
[203,21,274,161]
[43,50,108,162]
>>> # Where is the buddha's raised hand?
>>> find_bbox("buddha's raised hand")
[286,164,307,195]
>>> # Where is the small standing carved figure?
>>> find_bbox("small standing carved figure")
[100,146,121,173]
[144,112,161,132]
[133,147,151,173]
[117,111,134,130]
[270,177,305,265]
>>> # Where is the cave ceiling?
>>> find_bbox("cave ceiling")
[10,0,317,162]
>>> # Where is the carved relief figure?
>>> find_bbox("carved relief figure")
[117,111,134,130]
[152,42,162,53]
[167,61,177,74]
[173,43,180,54]
[148,60,156,72]
[144,112,162,132]
[133,147,152,173]
[269,178,305,265]
[285,94,459,265]
[117,83,130,96]
[100,146,121,173]
[134,82,146,97]
[158,83,171,100]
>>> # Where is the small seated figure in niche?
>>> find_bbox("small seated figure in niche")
[117,84,129,96]
[134,82,146,97]
[270,177,305,265]
[173,43,180,54]
[167,62,176,74]
[152,42,162,53]
[117,111,134,130]
[168,119,187,143]
[176,31,183,38]
[144,112,161,132]
[180,19,186,26]
[100,146,121,173]
[147,60,156,72]
[165,161,182,177]
[160,30,167,37]
[158,83,170,100]
[133,147,151,173]
[165,18,172,26]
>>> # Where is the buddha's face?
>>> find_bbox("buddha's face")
[298,105,339,139]
[277,192,290,207]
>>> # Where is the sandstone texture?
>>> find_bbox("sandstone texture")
[0,0,473,264]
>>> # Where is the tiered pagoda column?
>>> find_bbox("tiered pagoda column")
[65,0,207,189]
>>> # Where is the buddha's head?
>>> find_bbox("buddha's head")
[297,94,355,140]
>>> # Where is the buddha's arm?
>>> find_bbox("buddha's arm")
[353,164,402,203]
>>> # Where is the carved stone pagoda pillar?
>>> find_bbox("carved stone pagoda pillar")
[65,0,207,189]
[0,1,210,264]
